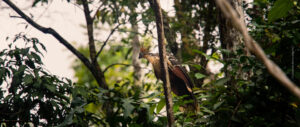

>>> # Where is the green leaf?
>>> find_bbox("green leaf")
[213,101,224,110]
[193,49,224,63]
[156,98,165,114]
[149,104,156,115]
[32,0,49,7]
[39,43,47,52]
[202,107,215,115]
[18,65,26,73]
[85,103,98,113]
[21,47,30,55]
[23,75,33,85]
[31,52,42,64]
[215,77,230,86]
[191,64,202,70]
[268,0,294,22]
[212,52,220,59]
[195,73,206,79]
[25,60,36,69]
[122,98,134,118]
[45,84,56,92]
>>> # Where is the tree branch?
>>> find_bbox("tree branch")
[94,23,121,63]
[216,0,300,99]
[82,0,109,89]
[103,63,131,73]
[149,0,175,126]
[3,0,108,89]
[92,0,106,21]
[82,0,97,61]
[3,0,93,75]
[228,99,242,127]
[81,0,113,118]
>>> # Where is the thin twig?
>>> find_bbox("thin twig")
[216,0,300,99]
[94,23,121,63]
[9,15,22,18]
[92,0,106,21]
[228,100,242,127]
[103,63,131,73]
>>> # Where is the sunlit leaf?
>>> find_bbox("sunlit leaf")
[195,73,206,79]
[85,103,98,113]
[156,98,165,114]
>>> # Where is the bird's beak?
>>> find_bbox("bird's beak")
[138,52,143,59]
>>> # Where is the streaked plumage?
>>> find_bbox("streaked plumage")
[139,48,198,112]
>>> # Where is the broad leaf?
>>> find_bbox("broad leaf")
[195,73,206,79]
[122,98,134,118]
[85,103,98,113]
[156,98,165,114]
[268,0,293,22]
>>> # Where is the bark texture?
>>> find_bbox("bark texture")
[219,0,244,51]
[131,12,143,87]
[149,0,175,126]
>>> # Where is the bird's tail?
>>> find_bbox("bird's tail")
[181,93,199,114]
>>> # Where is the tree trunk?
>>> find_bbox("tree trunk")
[130,9,143,87]
[219,0,244,52]
[149,0,175,126]
[217,1,245,125]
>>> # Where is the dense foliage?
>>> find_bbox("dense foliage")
[1,0,300,126]
[0,34,72,126]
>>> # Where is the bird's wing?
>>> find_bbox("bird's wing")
[167,55,194,93]
[171,66,194,92]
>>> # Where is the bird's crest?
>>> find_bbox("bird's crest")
[140,45,150,54]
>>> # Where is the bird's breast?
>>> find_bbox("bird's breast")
[151,61,162,79]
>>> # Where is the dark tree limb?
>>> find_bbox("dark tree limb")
[82,0,108,89]
[3,0,91,76]
[149,0,175,126]
[82,0,97,61]
[3,0,108,89]
[81,1,115,121]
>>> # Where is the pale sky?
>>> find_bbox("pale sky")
[0,0,175,80]
[1,0,88,79]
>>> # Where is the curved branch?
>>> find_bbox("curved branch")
[103,63,131,73]
[216,0,300,99]
[92,0,107,20]
[3,0,92,73]
[94,23,121,63]
[3,0,108,88]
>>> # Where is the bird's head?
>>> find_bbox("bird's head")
[139,47,160,64]
[139,47,150,59]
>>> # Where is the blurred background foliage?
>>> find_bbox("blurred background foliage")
[1,0,300,126]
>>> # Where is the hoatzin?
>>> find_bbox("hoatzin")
[139,48,198,112]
